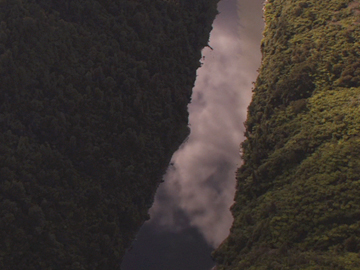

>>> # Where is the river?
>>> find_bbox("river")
[121,0,264,269]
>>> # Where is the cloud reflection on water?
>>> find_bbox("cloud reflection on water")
[147,0,264,248]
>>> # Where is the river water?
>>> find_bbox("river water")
[121,0,264,269]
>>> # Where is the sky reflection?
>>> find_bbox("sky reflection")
[148,0,264,248]
[121,0,264,269]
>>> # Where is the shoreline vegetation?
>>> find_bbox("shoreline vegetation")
[0,0,219,268]
[213,0,360,269]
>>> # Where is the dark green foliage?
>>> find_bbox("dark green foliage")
[0,0,219,268]
[213,0,360,269]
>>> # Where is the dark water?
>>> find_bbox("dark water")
[121,222,215,270]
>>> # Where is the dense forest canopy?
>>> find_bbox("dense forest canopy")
[0,0,219,268]
[213,0,360,269]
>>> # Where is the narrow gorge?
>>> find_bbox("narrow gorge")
[2,0,360,269]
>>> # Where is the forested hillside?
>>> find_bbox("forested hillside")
[0,0,219,268]
[213,0,360,269]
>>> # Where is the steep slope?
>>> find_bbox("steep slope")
[213,0,360,269]
[0,0,219,268]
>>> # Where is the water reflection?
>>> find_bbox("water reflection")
[121,0,264,268]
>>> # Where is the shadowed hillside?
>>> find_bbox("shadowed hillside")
[0,0,219,268]
[213,0,360,269]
